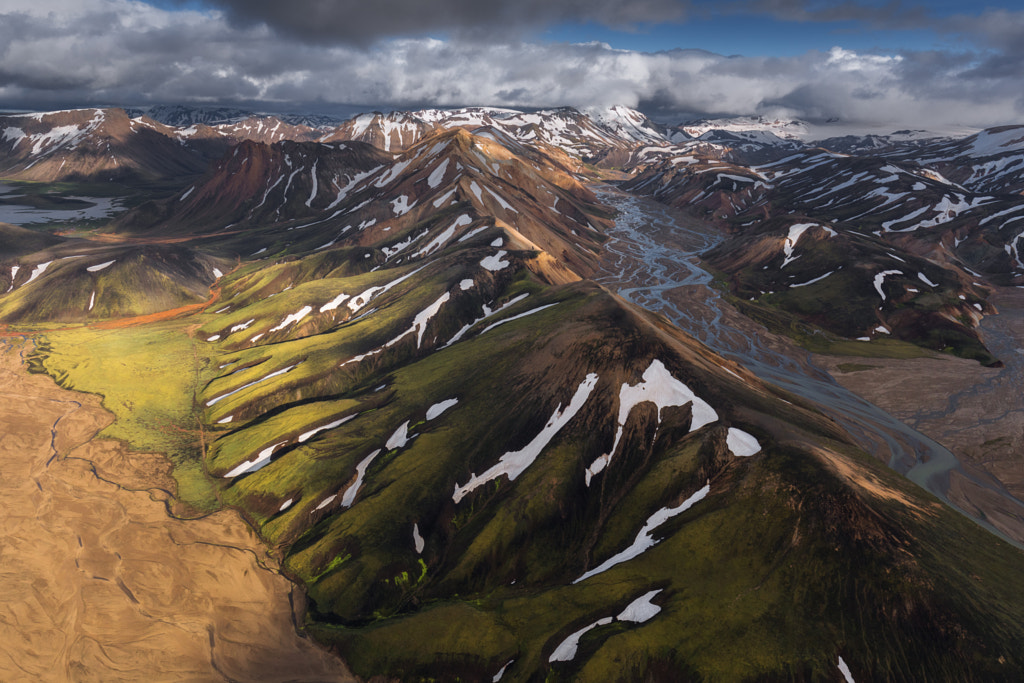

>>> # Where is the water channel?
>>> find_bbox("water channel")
[594,185,1024,548]
[0,183,123,226]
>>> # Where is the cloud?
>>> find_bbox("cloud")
[198,0,690,45]
[1,0,1023,135]
[720,0,929,28]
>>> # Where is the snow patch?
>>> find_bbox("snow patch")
[223,441,286,478]
[617,589,663,623]
[453,373,599,503]
[319,292,350,313]
[391,194,416,216]
[549,618,613,663]
[229,319,256,334]
[298,414,356,443]
[873,270,902,300]
[479,303,558,335]
[24,261,52,286]
[481,250,510,271]
[347,265,427,313]
[586,360,718,485]
[340,449,383,507]
[206,364,297,406]
[432,187,457,208]
[413,523,425,554]
[838,656,856,683]
[790,271,835,288]
[427,158,449,188]
[269,305,312,332]
[426,398,458,420]
[457,225,491,243]
[781,223,821,268]
[726,428,761,457]
[575,482,711,583]
[386,421,410,450]
[414,214,471,257]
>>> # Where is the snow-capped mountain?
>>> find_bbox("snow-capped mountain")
[0,108,212,182]
[678,115,812,141]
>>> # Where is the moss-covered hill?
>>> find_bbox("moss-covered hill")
[16,126,1024,681]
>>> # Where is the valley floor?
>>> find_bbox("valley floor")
[0,340,352,682]
[819,286,1024,541]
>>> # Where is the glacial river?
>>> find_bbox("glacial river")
[595,185,1024,548]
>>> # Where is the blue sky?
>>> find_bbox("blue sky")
[541,19,945,57]
[2,0,1023,132]
[539,0,1021,56]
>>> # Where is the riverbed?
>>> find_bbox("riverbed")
[594,185,1024,545]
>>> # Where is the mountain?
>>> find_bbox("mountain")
[892,125,1024,195]
[210,116,325,145]
[622,136,1024,364]
[0,236,231,323]
[318,106,670,165]
[135,104,255,127]
[677,115,811,140]
[0,108,215,183]
[7,104,1024,681]
[114,127,613,280]
[320,110,440,152]
[113,138,393,233]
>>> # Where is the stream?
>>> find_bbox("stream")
[595,185,1024,548]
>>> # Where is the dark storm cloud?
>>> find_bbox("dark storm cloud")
[724,0,929,27]
[198,0,689,45]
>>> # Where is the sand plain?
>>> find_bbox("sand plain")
[0,340,353,682]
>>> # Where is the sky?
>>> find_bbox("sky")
[2,0,1024,133]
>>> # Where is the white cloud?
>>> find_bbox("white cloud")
[1,0,1023,133]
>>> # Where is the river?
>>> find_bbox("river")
[0,183,123,226]
[594,185,1024,547]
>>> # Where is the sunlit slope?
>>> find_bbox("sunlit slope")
[113,127,613,279]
